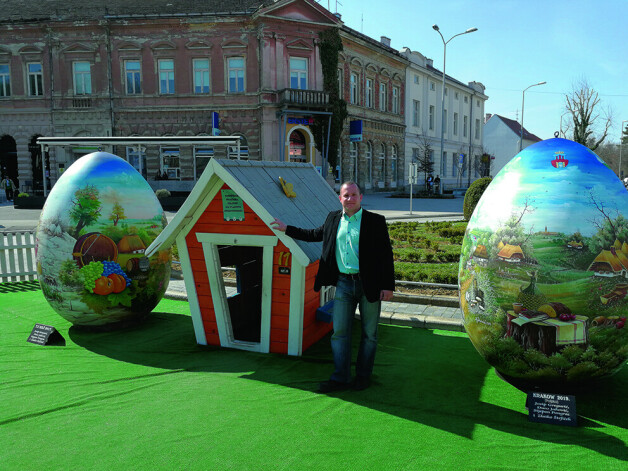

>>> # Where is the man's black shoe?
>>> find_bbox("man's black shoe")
[352,376,371,391]
[318,380,350,393]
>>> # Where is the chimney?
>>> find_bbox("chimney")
[485,113,492,123]
[380,36,391,47]
[426,58,433,67]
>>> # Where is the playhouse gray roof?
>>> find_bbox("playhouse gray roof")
[218,159,340,263]
[146,159,341,265]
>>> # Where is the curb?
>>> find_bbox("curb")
[163,289,465,332]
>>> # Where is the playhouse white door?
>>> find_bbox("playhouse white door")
[197,233,277,353]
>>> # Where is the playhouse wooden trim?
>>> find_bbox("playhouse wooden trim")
[287,258,306,356]
[198,232,278,353]
[176,232,207,345]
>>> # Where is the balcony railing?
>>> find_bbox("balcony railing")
[72,97,92,108]
[280,88,329,107]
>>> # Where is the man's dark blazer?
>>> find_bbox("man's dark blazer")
[285,209,395,303]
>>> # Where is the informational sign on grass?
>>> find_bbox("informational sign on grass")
[27,324,65,346]
[222,189,245,221]
[528,392,577,427]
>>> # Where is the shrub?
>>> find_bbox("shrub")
[463,177,492,221]
[17,192,30,198]
[155,189,171,199]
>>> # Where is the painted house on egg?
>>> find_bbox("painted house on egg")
[145,159,340,356]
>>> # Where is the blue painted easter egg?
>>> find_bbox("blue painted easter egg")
[459,138,628,387]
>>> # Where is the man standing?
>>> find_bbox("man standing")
[1,175,16,202]
[271,182,394,393]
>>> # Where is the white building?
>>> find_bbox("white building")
[400,48,488,191]
[483,114,542,176]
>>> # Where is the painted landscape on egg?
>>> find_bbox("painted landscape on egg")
[459,139,628,384]
[36,153,171,327]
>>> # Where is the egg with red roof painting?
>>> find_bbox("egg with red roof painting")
[459,138,628,388]
[36,152,171,327]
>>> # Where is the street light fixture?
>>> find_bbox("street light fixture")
[519,81,546,151]
[432,25,477,191]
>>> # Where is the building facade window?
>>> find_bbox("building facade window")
[391,145,397,185]
[414,74,419,84]
[289,57,308,89]
[160,146,180,179]
[463,115,468,138]
[289,130,307,162]
[73,61,92,95]
[392,86,399,114]
[0,64,9,97]
[475,118,481,139]
[452,153,457,177]
[379,82,387,112]
[429,105,435,130]
[350,141,359,181]
[158,59,175,94]
[442,152,447,177]
[126,146,147,179]
[455,91,459,100]
[350,72,358,104]
[443,109,447,133]
[445,87,448,96]
[365,78,373,108]
[125,60,141,95]
[227,57,245,93]
[193,58,210,94]
[430,81,435,91]
[194,146,214,180]
[412,100,420,127]
[27,63,43,96]
[453,112,459,136]
[379,143,386,184]
[464,96,468,103]
[365,141,373,186]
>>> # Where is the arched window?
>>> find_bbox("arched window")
[289,130,307,163]
[379,143,386,187]
[365,141,373,187]
[350,141,358,182]
[391,144,398,187]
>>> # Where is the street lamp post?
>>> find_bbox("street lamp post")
[432,25,477,191]
[519,81,546,151]
[620,119,628,179]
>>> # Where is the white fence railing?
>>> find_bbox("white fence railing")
[0,231,38,282]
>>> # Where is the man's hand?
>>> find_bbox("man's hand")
[380,290,393,301]
[270,218,287,232]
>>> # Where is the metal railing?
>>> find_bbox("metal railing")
[280,88,329,106]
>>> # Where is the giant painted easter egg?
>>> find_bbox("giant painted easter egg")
[36,152,171,327]
[460,138,628,388]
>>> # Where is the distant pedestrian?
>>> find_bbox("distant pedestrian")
[426,174,433,194]
[1,176,17,201]
[434,175,441,194]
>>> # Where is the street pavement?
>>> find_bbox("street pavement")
[0,193,465,330]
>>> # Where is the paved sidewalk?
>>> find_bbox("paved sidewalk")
[164,278,465,332]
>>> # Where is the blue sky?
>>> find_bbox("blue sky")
[330,0,628,143]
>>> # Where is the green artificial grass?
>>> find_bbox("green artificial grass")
[1,282,627,470]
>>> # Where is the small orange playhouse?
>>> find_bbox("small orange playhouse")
[145,159,341,355]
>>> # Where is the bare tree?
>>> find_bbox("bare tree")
[412,134,434,192]
[565,79,612,151]
[473,150,494,178]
